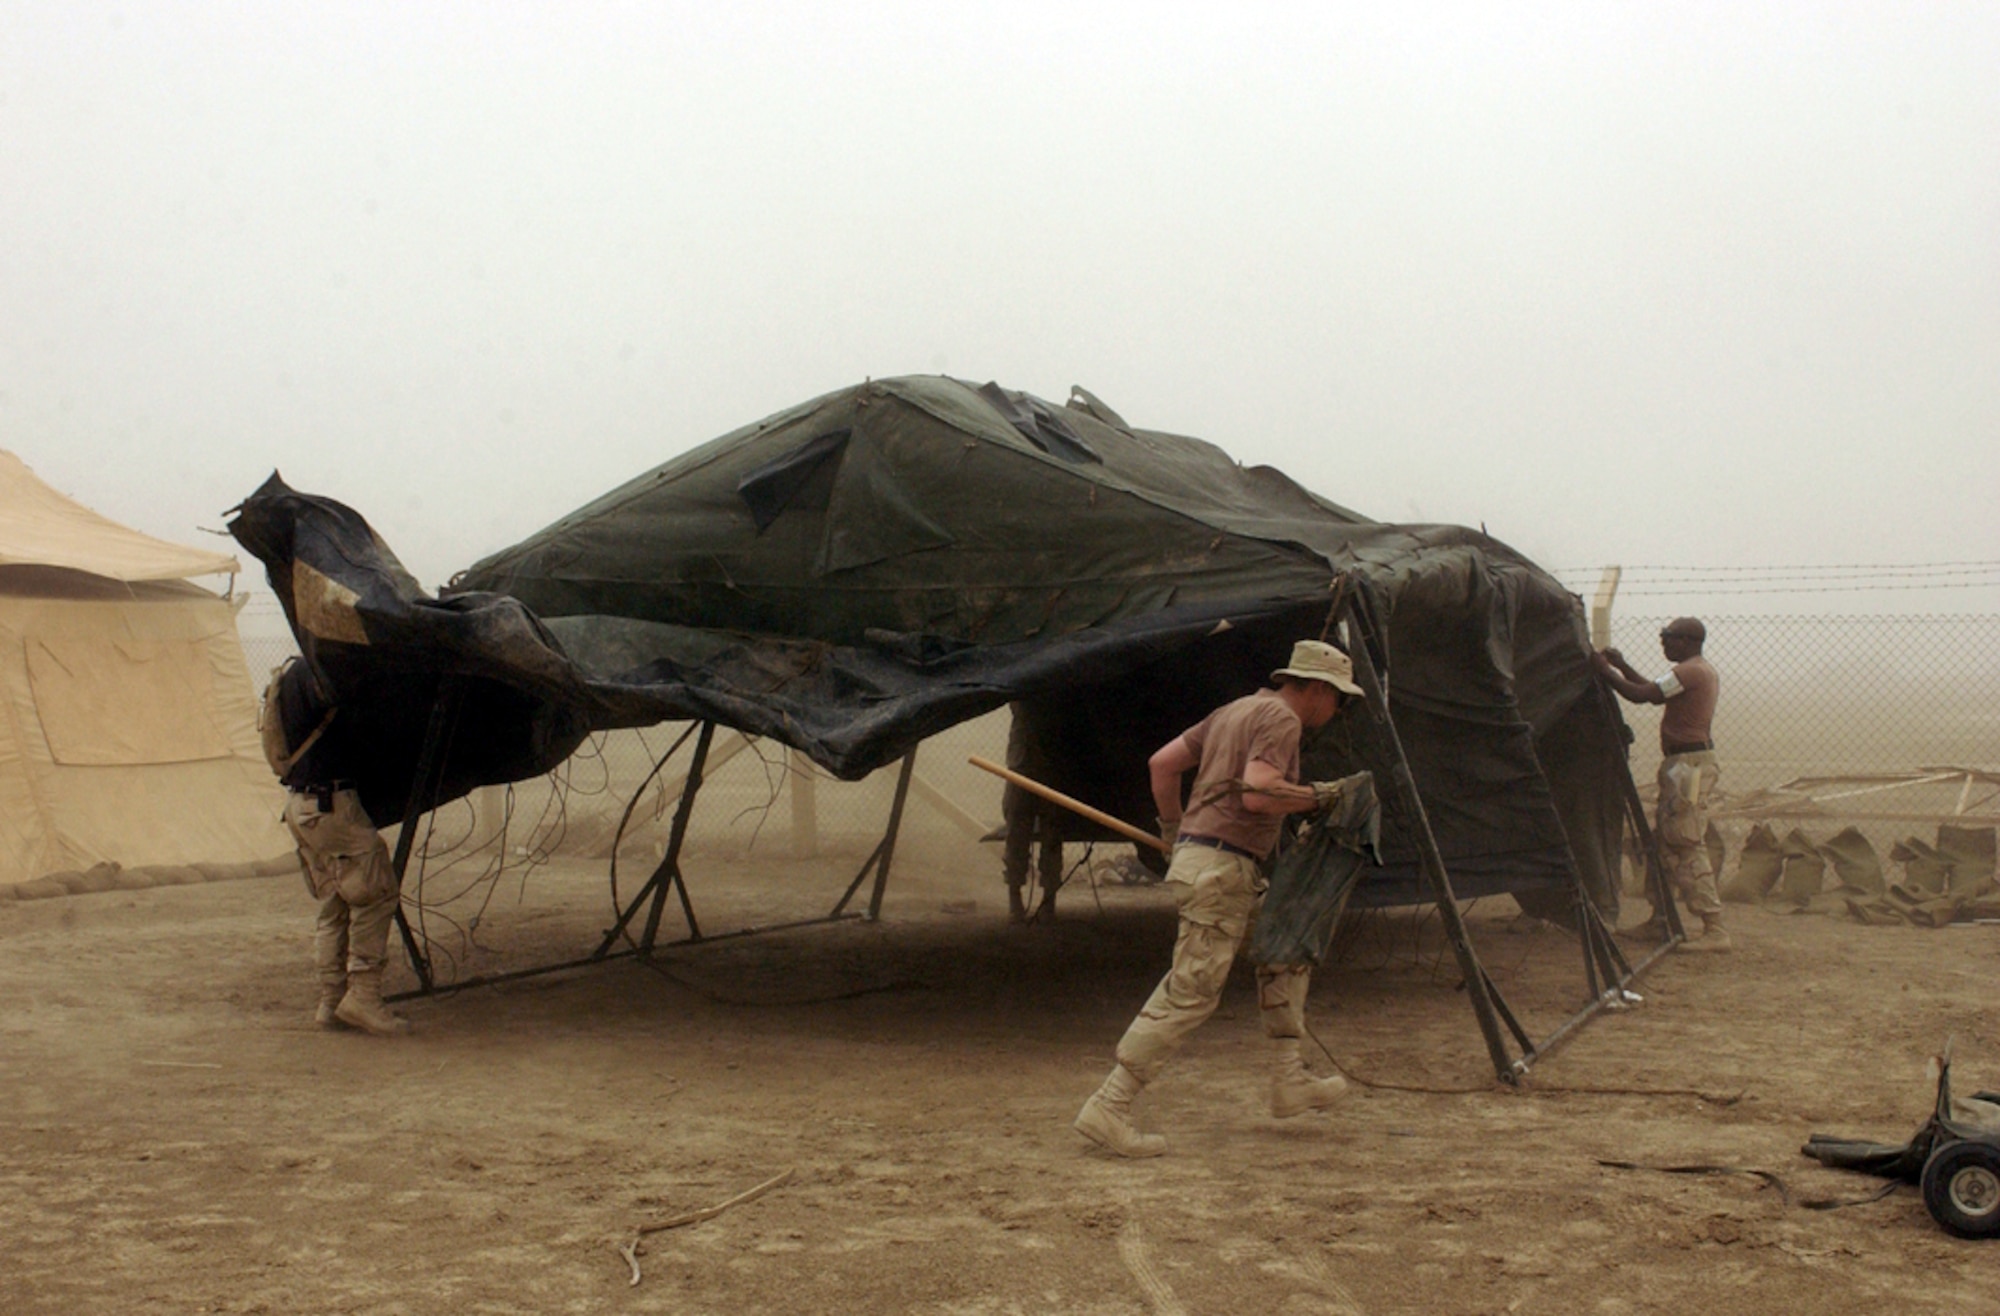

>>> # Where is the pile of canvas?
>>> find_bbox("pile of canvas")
[1722,819,1999,925]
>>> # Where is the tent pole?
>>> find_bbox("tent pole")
[1596,685,1687,944]
[868,749,918,921]
[639,720,714,957]
[1510,744,1636,1010]
[1341,594,1522,1086]
[388,677,463,994]
[828,748,918,921]
[829,838,888,917]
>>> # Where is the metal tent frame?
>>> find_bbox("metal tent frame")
[381,588,1678,1086]
[1335,589,1676,1084]
[383,698,921,1004]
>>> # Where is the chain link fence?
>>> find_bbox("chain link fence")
[1606,613,2000,794]
[1608,611,1999,850]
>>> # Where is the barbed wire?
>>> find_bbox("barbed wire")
[1549,563,2000,598]
[1551,560,2000,575]
[1544,560,2000,596]
[1607,580,2000,597]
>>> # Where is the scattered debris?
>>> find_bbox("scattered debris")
[619,1168,795,1287]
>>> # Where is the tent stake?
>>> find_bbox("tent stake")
[1341,594,1523,1085]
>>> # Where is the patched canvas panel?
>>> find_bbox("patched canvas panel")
[25,629,235,765]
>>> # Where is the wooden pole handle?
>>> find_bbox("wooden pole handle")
[967,755,1170,853]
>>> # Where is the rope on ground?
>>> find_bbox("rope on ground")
[1597,1160,1903,1211]
[1304,1019,1747,1103]
[638,955,927,1007]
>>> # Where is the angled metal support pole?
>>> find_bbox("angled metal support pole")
[868,749,918,921]
[388,677,463,994]
[828,748,919,921]
[638,720,714,957]
[1576,901,1632,999]
[1341,595,1524,1085]
[830,838,887,917]
[1527,760,1635,1004]
[1597,685,1686,943]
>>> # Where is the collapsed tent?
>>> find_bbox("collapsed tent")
[227,375,1631,916]
[0,451,288,884]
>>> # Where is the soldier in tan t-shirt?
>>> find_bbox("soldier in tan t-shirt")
[1594,617,1729,951]
[1072,639,1364,1158]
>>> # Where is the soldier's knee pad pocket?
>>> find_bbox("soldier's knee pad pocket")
[1163,924,1239,1003]
[333,858,397,907]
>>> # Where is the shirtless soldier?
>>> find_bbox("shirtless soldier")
[1073,639,1362,1158]
[1594,617,1729,951]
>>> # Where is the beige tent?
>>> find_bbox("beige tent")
[0,452,287,885]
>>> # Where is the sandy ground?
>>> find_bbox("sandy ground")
[2,848,1996,1315]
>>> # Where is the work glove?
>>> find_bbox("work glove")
[1309,780,1347,811]
[1157,816,1181,851]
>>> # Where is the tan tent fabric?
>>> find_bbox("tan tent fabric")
[0,574,287,883]
[27,626,237,765]
[0,450,238,583]
[1777,827,1829,908]
[0,450,283,884]
[1820,826,1887,895]
[1936,825,1997,896]
[1722,822,1783,902]
[1890,836,1953,895]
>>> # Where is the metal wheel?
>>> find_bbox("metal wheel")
[1921,1140,2000,1239]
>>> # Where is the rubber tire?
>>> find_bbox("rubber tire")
[1920,1140,2000,1239]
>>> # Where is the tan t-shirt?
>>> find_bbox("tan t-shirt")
[1656,655,1719,751]
[1176,688,1302,860]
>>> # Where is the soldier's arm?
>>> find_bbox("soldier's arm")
[1238,759,1323,815]
[1149,735,1198,837]
[1593,650,1666,705]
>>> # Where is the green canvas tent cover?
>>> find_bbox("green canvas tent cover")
[229,375,1632,914]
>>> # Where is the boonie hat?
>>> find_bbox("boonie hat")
[1271,639,1363,697]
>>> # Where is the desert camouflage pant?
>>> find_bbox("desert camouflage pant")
[1113,844,1311,1084]
[284,789,401,981]
[1656,751,1722,918]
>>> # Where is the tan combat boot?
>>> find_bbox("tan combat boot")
[315,972,349,1029]
[1678,915,1733,953]
[334,966,411,1036]
[1270,1039,1348,1118]
[312,912,349,1029]
[1073,1064,1167,1158]
[1614,915,1672,943]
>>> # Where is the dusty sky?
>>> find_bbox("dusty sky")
[4,3,1996,617]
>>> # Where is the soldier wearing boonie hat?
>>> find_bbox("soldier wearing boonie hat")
[1072,638,1363,1158]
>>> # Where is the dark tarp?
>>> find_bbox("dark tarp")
[1248,772,1382,966]
[228,375,1632,914]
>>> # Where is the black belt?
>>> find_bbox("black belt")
[290,781,357,810]
[1662,741,1713,756]
[1178,834,1263,861]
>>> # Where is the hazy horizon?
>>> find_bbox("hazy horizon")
[6,3,1996,619]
